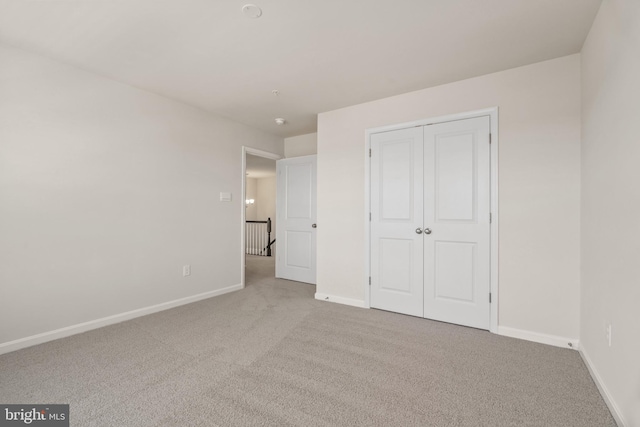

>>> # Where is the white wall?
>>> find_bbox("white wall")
[245,176,275,228]
[284,133,317,157]
[256,177,277,254]
[245,178,258,221]
[0,44,283,348]
[256,177,276,225]
[317,55,582,342]
[581,0,640,425]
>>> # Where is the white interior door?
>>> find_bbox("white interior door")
[276,155,317,284]
[423,117,491,330]
[370,127,424,317]
[369,116,491,330]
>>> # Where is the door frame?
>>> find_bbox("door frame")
[364,107,499,333]
[241,146,282,289]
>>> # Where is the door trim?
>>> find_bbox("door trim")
[364,107,499,333]
[241,146,282,289]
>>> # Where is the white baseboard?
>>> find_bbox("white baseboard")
[315,293,366,308]
[580,347,626,427]
[497,326,579,350]
[0,284,242,356]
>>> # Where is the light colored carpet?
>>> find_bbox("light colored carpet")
[0,255,615,426]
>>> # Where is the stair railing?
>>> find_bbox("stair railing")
[245,218,275,256]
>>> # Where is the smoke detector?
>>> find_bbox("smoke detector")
[242,4,262,19]
[275,118,286,126]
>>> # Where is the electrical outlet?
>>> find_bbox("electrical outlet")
[183,265,191,277]
[605,322,612,347]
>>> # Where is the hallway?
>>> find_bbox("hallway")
[245,254,277,287]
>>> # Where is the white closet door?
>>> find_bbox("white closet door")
[370,127,424,317]
[423,116,491,330]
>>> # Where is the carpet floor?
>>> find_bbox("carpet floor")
[0,256,615,426]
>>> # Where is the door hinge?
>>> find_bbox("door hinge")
[369,212,372,221]
[489,293,492,303]
[369,277,372,286]
[369,148,372,157]
[489,133,492,144]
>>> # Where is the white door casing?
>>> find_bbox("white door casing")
[241,146,282,289]
[276,155,317,284]
[369,116,492,330]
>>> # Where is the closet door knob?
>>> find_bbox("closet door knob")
[415,228,423,234]
[424,228,432,235]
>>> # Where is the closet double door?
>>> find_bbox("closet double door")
[370,116,491,330]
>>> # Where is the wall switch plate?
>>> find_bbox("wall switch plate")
[605,323,612,347]
[220,192,232,202]
[183,265,191,277]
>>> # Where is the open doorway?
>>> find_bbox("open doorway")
[241,147,280,288]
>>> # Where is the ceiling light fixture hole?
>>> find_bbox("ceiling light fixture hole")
[242,4,262,19]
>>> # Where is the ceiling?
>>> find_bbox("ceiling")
[246,154,275,179]
[0,0,601,138]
